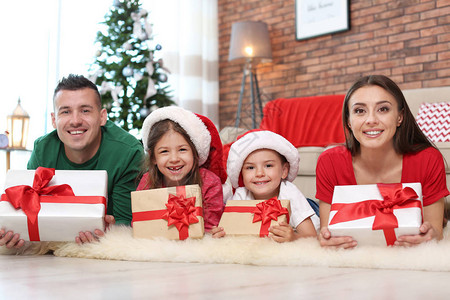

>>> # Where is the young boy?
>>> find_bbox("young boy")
[213,130,319,242]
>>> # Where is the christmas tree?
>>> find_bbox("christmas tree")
[89,0,174,132]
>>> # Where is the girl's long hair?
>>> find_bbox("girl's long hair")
[342,75,434,156]
[144,119,202,189]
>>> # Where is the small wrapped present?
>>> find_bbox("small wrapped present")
[218,198,291,237]
[0,167,107,242]
[131,185,204,240]
[328,183,423,246]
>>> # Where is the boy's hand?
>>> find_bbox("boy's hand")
[269,222,296,243]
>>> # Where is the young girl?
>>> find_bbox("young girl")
[137,106,226,231]
[213,130,319,242]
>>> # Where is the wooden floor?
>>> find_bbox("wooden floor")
[1,255,449,299]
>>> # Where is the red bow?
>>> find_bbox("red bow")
[162,193,199,240]
[2,167,76,241]
[253,197,290,237]
[330,183,422,245]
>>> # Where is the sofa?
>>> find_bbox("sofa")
[220,86,450,207]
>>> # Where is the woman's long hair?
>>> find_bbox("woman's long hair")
[342,75,434,156]
[144,119,202,189]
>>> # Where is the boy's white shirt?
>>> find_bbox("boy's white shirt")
[231,180,320,230]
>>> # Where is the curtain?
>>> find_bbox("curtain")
[146,0,220,125]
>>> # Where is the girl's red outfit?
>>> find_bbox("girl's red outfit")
[316,145,449,206]
[136,168,225,231]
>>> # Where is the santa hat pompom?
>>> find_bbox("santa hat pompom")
[227,130,299,189]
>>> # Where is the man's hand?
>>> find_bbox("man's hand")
[75,215,115,245]
[0,229,25,249]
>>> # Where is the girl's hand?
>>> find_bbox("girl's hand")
[269,222,296,243]
[318,227,357,249]
[210,226,226,238]
[394,221,438,247]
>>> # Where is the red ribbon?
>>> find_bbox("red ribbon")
[329,183,423,245]
[223,197,290,237]
[132,186,202,240]
[0,167,106,241]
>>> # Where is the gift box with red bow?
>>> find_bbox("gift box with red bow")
[0,167,107,242]
[131,185,204,240]
[218,198,291,237]
[328,183,423,246]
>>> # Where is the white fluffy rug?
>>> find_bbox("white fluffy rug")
[2,226,450,272]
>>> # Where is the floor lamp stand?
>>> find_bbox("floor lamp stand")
[235,60,263,129]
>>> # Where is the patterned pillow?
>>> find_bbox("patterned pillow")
[416,102,450,142]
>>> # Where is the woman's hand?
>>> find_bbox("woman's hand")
[394,221,438,247]
[210,226,226,238]
[318,227,357,249]
[396,198,446,247]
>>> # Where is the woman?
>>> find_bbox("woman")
[316,75,449,248]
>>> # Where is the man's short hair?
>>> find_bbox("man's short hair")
[53,74,102,108]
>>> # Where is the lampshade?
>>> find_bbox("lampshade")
[7,98,30,149]
[228,21,272,62]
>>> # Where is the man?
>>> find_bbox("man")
[0,74,144,248]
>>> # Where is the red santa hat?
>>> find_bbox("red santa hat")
[141,106,227,184]
[226,130,300,189]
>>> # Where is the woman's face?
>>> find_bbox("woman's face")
[347,85,403,152]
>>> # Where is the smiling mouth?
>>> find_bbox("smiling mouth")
[253,181,269,185]
[364,130,383,136]
[69,130,86,135]
[168,166,183,172]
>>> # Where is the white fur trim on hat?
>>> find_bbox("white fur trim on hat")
[141,106,211,166]
[227,130,300,188]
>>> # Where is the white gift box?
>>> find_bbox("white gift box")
[328,183,423,246]
[0,168,108,242]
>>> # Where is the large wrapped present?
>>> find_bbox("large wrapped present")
[218,198,291,237]
[328,183,423,246]
[0,167,107,242]
[131,185,204,240]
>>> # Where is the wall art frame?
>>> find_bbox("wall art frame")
[295,0,350,40]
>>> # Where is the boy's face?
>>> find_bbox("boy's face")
[241,149,289,200]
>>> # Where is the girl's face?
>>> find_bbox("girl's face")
[152,129,194,187]
[347,85,403,152]
[241,149,289,200]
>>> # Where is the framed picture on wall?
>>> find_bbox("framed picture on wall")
[295,0,350,40]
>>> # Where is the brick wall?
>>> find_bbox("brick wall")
[218,0,450,129]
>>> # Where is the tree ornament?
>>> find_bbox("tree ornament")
[122,42,133,50]
[155,44,162,51]
[122,66,134,77]
[134,72,143,81]
[139,107,150,118]
[158,73,168,83]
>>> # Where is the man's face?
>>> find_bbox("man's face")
[51,88,107,163]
